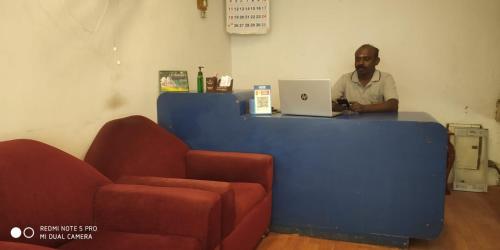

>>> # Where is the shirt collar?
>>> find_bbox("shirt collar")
[351,70,381,85]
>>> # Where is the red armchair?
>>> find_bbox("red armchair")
[85,115,274,250]
[0,139,221,250]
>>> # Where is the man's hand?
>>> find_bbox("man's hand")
[332,101,345,112]
[350,102,364,112]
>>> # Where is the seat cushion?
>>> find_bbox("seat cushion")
[116,176,266,237]
[58,231,200,250]
[231,183,266,225]
[117,176,235,238]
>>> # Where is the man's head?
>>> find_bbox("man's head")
[354,44,380,78]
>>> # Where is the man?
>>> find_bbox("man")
[332,44,399,113]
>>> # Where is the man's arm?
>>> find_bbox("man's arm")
[351,99,398,113]
[331,76,346,111]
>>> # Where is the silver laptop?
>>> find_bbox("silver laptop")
[278,79,341,117]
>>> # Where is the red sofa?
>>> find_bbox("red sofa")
[85,115,274,250]
[0,139,222,250]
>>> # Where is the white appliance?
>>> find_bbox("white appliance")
[448,124,488,192]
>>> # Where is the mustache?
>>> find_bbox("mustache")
[355,65,366,70]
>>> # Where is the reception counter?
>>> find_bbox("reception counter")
[157,91,447,247]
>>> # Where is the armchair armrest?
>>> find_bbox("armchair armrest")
[94,184,221,250]
[186,150,273,193]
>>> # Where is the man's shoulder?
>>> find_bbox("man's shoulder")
[378,71,394,79]
[376,71,396,84]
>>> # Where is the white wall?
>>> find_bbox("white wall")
[231,0,500,162]
[1,0,499,162]
[0,0,231,158]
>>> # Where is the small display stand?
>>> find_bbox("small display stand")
[206,77,233,93]
[159,70,189,92]
[252,85,271,114]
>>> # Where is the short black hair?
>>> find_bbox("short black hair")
[358,44,379,58]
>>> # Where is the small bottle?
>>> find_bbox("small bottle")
[197,66,204,93]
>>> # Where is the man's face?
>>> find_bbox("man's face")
[354,47,379,76]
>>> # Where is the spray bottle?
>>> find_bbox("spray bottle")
[197,66,204,93]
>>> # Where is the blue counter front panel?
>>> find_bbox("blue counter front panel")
[157,92,447,246]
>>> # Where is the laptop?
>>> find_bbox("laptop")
[278,79,342,117]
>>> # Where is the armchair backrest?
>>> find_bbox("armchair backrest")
[0,139,110,247]
[85,115,190,181]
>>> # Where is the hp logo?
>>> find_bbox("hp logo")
[300,93,308,101]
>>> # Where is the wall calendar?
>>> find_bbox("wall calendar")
[226,0,270,34]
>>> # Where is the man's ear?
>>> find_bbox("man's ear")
[375,57,380,65]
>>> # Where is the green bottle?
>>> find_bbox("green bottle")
[197,66,204,93]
